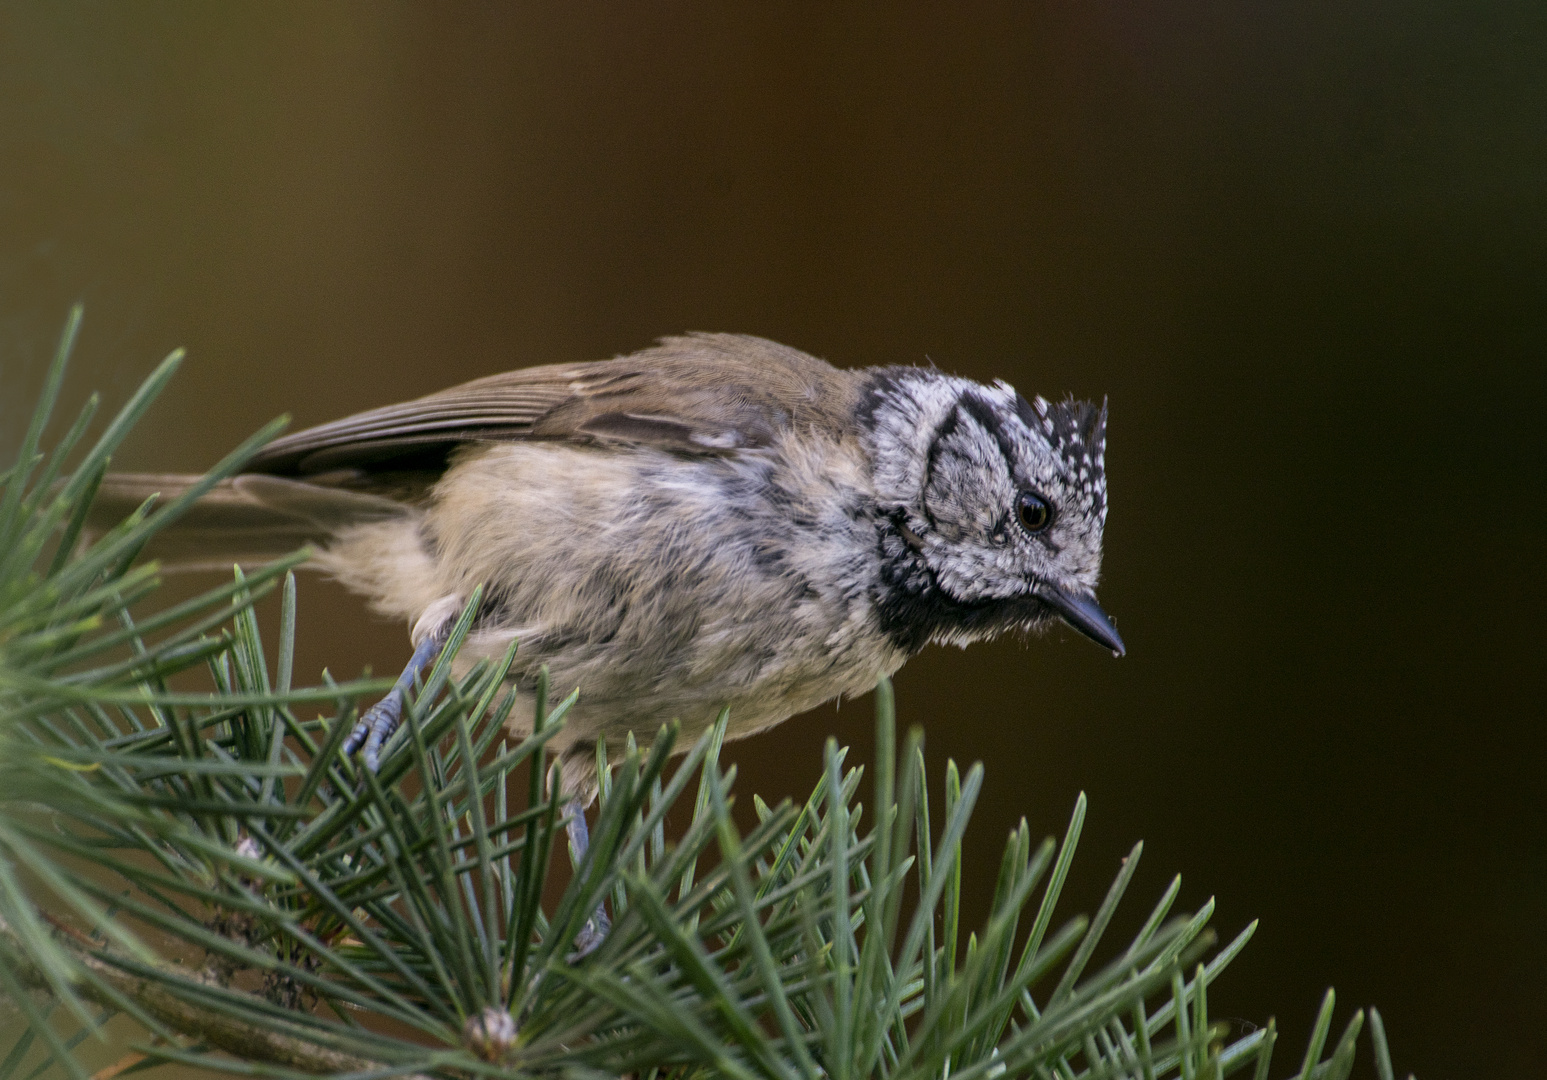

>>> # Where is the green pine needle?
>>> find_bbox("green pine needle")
[0,310,1400,1080]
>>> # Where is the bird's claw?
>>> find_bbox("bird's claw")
[342,691,404,773]
[342,617,456,772]
[566,907,611,962]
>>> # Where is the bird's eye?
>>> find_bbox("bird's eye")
[1016,491,1053,534]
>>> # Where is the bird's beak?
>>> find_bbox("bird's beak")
[1033,582,1126,657]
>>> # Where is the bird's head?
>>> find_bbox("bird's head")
[862,368,1123,656]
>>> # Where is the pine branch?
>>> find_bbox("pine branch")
[0,912,414,1077]
[0,309,1409,1080]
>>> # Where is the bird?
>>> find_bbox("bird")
[91,333,1123,854]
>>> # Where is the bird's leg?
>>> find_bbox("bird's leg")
[564,797,592,864]
[342,607,457,772]
[564,797,611,959]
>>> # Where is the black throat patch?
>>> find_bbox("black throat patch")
[871,512,1046,654]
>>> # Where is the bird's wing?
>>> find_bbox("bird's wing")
[245,333,863,478]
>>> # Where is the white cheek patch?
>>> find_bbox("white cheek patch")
[923,417,1014,540]
[865,373,979,509]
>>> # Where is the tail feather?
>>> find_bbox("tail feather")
[87,473,409,572]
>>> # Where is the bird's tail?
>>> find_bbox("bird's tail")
[86,473,409,572]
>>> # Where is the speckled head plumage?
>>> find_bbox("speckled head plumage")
[861,367,1119,655]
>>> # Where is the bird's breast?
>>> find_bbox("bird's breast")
[409,438,903,742]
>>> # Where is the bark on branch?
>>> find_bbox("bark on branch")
[0,915,429,1078]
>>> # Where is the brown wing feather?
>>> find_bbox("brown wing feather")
[89,335,865,572]
[245,333,863,478]
[243,365,586,475]
[83,473,410,571]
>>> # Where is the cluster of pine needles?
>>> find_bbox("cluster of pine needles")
[0,309,1410,1080]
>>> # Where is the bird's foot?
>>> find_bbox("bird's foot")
[341,691,404,773]
[566,906,611,962]
[340,610,457,773]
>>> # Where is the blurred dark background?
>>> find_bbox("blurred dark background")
[3,4,1543,1075]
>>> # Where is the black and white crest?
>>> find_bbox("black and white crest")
[1018,393,1109,528]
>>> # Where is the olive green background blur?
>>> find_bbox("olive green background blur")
[3,4,1543,1076]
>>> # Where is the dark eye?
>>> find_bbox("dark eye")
[1015,491,1053,534]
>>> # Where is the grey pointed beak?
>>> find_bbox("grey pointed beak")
[1033,583,1126,657]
